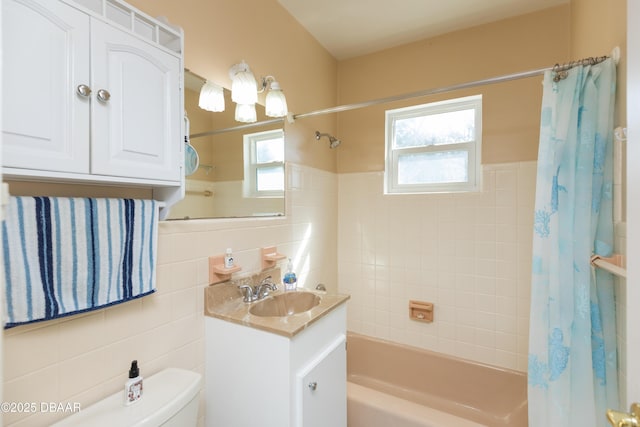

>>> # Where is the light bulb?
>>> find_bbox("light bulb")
[235,103,257,123]
[265,81,288,118]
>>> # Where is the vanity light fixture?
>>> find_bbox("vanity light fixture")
[198,80,225,112]
[229,61,289,122]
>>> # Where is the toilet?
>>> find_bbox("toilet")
[52,368,202,427]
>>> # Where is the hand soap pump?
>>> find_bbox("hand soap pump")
[283,259,297,291]
[124,360,143,405]
[224,248,234,269]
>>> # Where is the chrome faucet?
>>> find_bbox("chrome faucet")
[255,276,277,299]
[238,284,256,302]
[238,276,278,303]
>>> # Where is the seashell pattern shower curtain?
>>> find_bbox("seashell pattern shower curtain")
[528,58,619,426]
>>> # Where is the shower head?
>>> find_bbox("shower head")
[315,131,341,149]
[329,136,341,149]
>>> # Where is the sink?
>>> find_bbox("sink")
[249,292,321,317]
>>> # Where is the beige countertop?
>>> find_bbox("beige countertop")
[204,281,350,338]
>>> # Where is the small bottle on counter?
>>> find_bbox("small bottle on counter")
[283,259,297,291]
[224,248,234,269]
[124,360,143,405]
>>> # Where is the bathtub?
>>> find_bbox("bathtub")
[346,333,528,427]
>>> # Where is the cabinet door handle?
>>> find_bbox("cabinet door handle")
[308,382,317,391]
[97,89,111,102]
[76,84,92,97]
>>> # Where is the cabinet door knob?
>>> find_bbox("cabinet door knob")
[76,84,92,97]
[97,89,111,102]
[308,382,317,391]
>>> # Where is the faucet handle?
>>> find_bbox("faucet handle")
[238,284,254,302]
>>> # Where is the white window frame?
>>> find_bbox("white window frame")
[243,129,285,198]
[384,95,482,194]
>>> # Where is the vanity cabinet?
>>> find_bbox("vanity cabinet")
[297,334,347,427]
[205,304,347,427]
[2,0,182,185]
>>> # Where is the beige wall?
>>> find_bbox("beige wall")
[127,0,340,174]
[336,6,571,173]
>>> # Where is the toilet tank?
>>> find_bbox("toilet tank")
[52,368,202,427]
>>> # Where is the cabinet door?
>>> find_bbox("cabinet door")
[297,335,347,427]
[90,19,181,182]
[2,0,90,174]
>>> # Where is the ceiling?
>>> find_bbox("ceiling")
[277,0,568,60]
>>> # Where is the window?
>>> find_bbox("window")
[243,129,285,198]
[385,95,482,194]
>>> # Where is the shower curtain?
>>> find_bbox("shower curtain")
[528,58,618,427]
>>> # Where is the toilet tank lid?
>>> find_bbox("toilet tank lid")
[51,368,202,427]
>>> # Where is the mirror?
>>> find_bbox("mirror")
[167,70,286,220]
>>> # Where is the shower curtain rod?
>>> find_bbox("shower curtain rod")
[190,118,284,139]
[290,47,620,121]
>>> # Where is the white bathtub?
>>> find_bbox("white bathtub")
[346,333,528,427]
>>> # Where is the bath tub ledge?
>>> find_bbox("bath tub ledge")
[348,382,486,427]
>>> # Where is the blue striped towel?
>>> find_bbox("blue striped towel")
[2,197,158,329]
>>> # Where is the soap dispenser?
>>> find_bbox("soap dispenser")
[124,360,143,405]
[224,248,234,268]
[283,259,297,291]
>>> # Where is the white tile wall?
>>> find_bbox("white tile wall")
[338,162,537,371]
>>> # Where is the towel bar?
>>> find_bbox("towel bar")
[590,253,626,278]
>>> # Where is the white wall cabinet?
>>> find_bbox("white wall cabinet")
[2,0,183,186]
[89,19,180,182]
[3,0,91,175]
[205,304,347,427]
